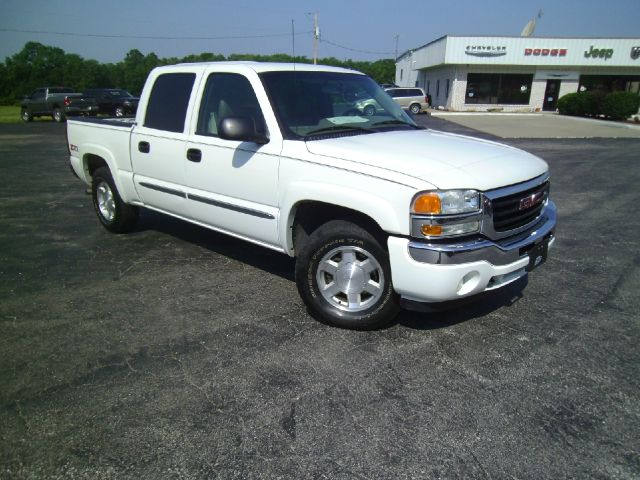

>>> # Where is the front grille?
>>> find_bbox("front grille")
[490,181,549,232]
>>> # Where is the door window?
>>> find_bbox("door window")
[31,89,45,100]
[196,73,265,137]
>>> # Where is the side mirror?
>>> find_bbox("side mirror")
[219,116,269,145]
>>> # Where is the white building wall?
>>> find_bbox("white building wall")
[398,35,640,112]
[420,66,457,109]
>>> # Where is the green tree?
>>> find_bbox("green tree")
[0,41,396,104]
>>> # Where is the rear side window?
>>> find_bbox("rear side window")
[408,89,423,96]
[144,73,196,132]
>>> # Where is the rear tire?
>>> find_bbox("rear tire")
[409,103,421,115]
[91,167,138,233]
[363,105,376,116]
[114,106,125,117]
[295,220,399,330]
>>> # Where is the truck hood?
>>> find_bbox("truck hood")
[304,129,548,190]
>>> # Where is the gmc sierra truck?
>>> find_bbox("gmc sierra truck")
[67,62,556,329]
[21,87,98,123]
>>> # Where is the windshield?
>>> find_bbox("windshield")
[259,71,417,140]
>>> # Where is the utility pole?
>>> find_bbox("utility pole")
[394,34,399,60]
[313,12,320,64]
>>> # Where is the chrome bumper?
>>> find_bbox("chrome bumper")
[408,201,556,266]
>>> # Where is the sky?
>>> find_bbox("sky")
[1,0,639,64]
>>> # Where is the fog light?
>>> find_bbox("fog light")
[457,271,481,295]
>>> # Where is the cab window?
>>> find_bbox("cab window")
[196,73,266,137]
[144,73,196,133]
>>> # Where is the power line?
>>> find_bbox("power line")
[320,37,394,56]
[0,28,312,41]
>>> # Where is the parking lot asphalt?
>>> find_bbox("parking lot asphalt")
[430,112,640,139]
[1,120,639,479]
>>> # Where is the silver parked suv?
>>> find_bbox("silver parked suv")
[385,87,429,114]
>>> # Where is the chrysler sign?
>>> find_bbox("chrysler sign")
[465,45,507,57]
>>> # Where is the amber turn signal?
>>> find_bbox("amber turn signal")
[421,224,443,236]
[413,193,441,214]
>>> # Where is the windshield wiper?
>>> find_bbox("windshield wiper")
[306,124,375,136]
[371,119,422,129]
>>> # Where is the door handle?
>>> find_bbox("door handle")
[187,148,202,163]
[138,141,150,153]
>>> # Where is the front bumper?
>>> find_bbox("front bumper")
[388,201,556,303]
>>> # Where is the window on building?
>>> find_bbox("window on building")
[436,79,440,98]
[445,79,450,99]
[144,73,196,132]
[465,73,533,105]
[578,75,640,94]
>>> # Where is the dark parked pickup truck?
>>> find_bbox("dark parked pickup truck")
[82,88,139,117]
[21,87,98,123]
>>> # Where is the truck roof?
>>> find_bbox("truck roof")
[153,61,364,75]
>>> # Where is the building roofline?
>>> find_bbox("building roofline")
[397,35,448,61]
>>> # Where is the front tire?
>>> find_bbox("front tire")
[91,167,138,233]
[295,220,399,330]
[52,108,66,123]
[114,106,125,117]
[21,108,33,122]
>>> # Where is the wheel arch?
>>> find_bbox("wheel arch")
[80,147,131,202]
[282,182,404,257]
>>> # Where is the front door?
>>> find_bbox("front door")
[543,80,561,111]
[184,71,281,248]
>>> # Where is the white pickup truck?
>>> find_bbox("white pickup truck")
[67,62,556,329]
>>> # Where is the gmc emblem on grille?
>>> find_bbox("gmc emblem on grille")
[519,192,544,210]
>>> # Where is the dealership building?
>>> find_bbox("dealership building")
[395,36,640,111]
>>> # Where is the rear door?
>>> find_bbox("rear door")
[131,69,200,218]
[183,68,282,247]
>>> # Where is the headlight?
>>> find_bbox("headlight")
[412,190,479,215]
[411,189,482,238]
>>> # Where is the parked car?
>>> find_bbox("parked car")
[21,87,98,123]
[385,87,429,114]
[353,97,383,116]
[82,88,139,117]
[67,62,556,330]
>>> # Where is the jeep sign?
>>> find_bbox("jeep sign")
[584,45,614,60]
